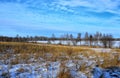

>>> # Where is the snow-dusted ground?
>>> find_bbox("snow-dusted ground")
[0,62,60,78]
[91,48,112,52]
[0,60,91,78]
[0,49,120,78]
[0,53,96,78]
[92,66,120,78]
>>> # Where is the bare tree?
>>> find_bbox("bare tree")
[94,32,99,46]
[107,34,114,48]
[84,32,89,46]
[51,33,56,43]
[100,34,108,48]
[77,33,81,45]
[66,33,69,40]
[70,34,73,41]
[66,34,70,45]
[100,34,114,48]
[89,35,93,47]
[93,32,102,46]
[70,34,77,46]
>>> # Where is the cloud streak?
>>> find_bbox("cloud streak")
[54,0,120,14]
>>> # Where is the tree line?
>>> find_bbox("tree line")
[0,32,119,48]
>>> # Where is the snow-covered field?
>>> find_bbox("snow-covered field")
[0,53,94,78]
[0,62,60,78]
[0,42,120,78]
[34,40,120,48]
[0,52,120,78]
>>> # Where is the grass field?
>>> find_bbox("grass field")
[0,42,120,78]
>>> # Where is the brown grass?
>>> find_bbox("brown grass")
[0,42,120,72]
[0,42,92,55]
[58,71,72,78]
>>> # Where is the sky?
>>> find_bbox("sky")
[0,0,120,37]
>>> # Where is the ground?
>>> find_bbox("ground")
[0,42,120,78]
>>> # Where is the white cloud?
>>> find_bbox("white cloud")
[0,2,78,31]
[53,0,120,14]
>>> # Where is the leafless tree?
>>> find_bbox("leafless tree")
[89,35,93,47]
[100,34,114,48]
[51,33,56,43]
[76,33,81,45]
[84,32,89,46]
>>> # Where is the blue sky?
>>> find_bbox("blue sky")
[0,0,120,37]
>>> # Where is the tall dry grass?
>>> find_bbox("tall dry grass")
[0,42,120,67]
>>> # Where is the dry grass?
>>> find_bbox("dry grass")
[58,71,72,78]
[0,42,92,56]
[0,42,120,77]
[0,42,93,65]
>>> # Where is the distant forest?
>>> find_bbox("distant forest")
[1,32,120,48]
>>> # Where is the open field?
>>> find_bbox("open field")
[0,42,120,78]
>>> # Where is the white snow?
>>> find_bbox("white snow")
[0,61,61,78]
[32,40,120,47]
